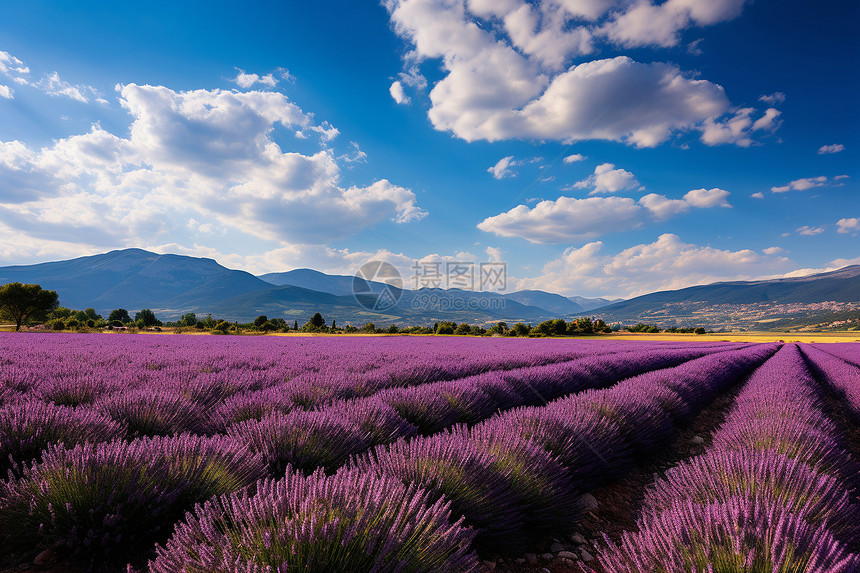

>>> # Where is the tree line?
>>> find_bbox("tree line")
[0,282,709,336]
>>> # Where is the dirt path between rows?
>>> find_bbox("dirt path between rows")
[491,378,748,573]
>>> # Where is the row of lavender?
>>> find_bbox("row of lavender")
[147,344,777,571]
[0,334,741,570]
[0,336,740,479]
[592,344,860,571]
[1,333,718,408]
[226,343,736,477]
[800,342,860,421]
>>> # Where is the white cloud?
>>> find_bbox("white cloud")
[0,51,29,77]
[563,153,586,163]
[758,92,785,105]
[796,225,824,236]
[487,155,520,179]
[683,187,731,208]
[750,192,764,199]
[836,218,859,235]
[701,107,780,147]
[0,85,12,99]
[478,187,731,242]
[383,2,769,148]
[232,68,279,89]
[572,162,640,195]
[515,233,793,298]
[638,193,689,219]
[762,246,786,255]
[339,141,368,164]
[687,38,704,55]
[389,80,410,104]
[818,144,845,155]
[478,196,643,243]
[36,71,92,103]
[599,0,748,48]
[771,176,829,193]
[0,83,425,254]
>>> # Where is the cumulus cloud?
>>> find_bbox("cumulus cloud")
[383,1,771,148]
[0,85,12,99]
[796,225,824,236]
[771,176,830,193]
[599,0,748,48]
[515,233,793,298]
[683,187,731,208]
[701,107,780,147]
[487,155,521,179]
[836,218,859,235]
[478,187,732,243]
[571,162,640,195]
[478,196,642,243]
[750,192,764,199]
[563,153,586,163]
[762,246,786,255]
[0,83,426,253]
[818,143,844,155]
[389,80,410,104]
[759,92,786,105]
[232,68,279,88]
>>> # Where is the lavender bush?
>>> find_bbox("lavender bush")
[0,434,266,569]
[149,466,481,573]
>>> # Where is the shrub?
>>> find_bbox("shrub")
[0,435,266,569]
[149,466,480,573]
[352,432,525,555]
[96,388,212,438]
[228,410,370,475]
[0,400,124,478]
[596,498,860,572]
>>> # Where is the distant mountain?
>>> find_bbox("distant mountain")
[568,295,622,312]
[0,249,557,324]
[259,269,360,296]
[598,265,860,330]
[0,249,272,314]
[502,290,584,315]
[260,271,602,317]
[3,249,856,329]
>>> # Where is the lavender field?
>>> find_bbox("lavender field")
[0,334,858,572]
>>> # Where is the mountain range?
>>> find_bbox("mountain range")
[0,249,614,325]
[1,248,858,330]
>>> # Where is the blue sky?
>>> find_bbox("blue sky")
[0,0,857,298]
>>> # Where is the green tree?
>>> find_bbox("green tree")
[454,323,472,335]
[509,323,531,337]
[83,308,101,321]
[694,327,707,334]
[310,313,325,329]
[489,322,508,336]
[435,321,455,335]
[0,283,59,331]
[179,313,197,327]
[361,322,376,333]
[108,309,131,324]
[134,308,160,327]
[331,319,336,330]
[536,319,567,336]
[293,320,298,330]
[261,321,277,332]
[254,315,268,328]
